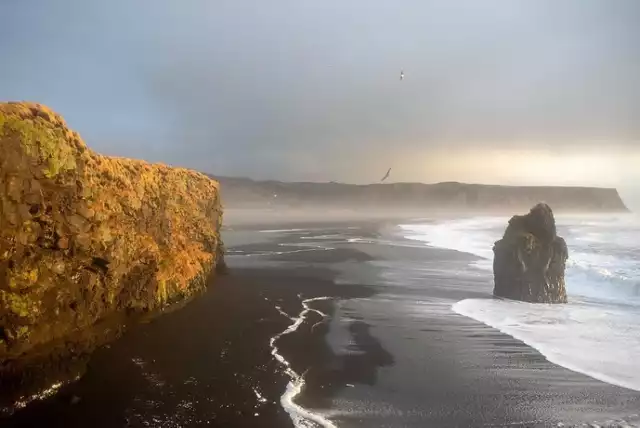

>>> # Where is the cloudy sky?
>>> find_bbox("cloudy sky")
[1,1,639,199]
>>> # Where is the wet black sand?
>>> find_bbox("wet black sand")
[4,222,640,427]
[2,241,376,428]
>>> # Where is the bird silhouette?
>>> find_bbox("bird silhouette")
[381,168,391,182]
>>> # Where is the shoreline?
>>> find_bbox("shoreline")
[4,220,640,427]
[1,250,376,427]
[272,296,337,428]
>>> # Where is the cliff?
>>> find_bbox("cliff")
[0,102,225,410]
[212,176,629,213]
[493,203,568,303]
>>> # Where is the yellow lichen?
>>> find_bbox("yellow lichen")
[15,326,30,339]
[0,112,77,178]
[157,279,169,305]
[0,101,224,358]
[0,111,76,178]
[0,290,40,319]
[8,267,39,290]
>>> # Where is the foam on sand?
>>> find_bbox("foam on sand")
[259,229,308,233]
[400,214,640,302]
[270,297,337,428]
[399,217,506,270]
[452,298,640,392]
[403,215,640,392]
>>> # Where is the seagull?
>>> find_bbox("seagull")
[400,70,404,81]
[381,168,391,182]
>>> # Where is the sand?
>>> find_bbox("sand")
[4,220,640,428]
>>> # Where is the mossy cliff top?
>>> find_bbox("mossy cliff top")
[0,102,225,406]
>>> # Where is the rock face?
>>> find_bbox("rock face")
[0,102,225,407]
[493,203,568,303]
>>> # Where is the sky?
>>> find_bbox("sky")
[1,1,639,203]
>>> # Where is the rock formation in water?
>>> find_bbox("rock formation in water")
[492,203,568,303]
[0,102,225,409]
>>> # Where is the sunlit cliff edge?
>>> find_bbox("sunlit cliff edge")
[0,102,225,410]
[212,176,629,214]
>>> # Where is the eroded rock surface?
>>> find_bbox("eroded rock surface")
[493,203,568,303]
[0,102,225,409]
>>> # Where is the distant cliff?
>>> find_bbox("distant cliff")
[212,176,629,213]
[0,102,225,410]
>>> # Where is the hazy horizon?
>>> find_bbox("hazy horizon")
[213,174,628,189]
[1,1,639,206]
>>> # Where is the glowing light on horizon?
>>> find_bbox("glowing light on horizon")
[391,146,640,188]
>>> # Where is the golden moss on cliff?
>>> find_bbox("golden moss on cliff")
[0,102,225,363]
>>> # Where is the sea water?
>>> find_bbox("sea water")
[248,220,640,427]
[400,213,640,392]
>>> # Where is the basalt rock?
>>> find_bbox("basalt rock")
[0,102,226,410]
[492,203,568,303]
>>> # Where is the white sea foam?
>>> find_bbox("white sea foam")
[401,214,640,391]
[275,305,295,320]
[400,214,640,302]
[231,242,335,257]
[399,217,505,271]
[253,387,269,407]
[259,229,308,233]
[12,380,71,410]
[301,235,345,240]
[452,298,640,392]
[270,297,337,428]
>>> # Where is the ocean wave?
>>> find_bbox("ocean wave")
[399,216,640,303]
[407,215,640,393]
[452,298,640,392]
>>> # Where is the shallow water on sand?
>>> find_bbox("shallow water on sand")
[400,214,640,394]
[9,221,639,428]
[272,221,640,427]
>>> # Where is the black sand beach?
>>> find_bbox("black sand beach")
[3,220,640,427]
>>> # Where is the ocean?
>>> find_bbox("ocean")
[404,214,640,392]
[263,214,640,427]
[6,215,640,428]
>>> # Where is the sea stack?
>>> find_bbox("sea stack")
[492,203,568,303]
[0,102,225,407]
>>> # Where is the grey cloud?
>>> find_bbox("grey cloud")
[7,0,638,181]
[140,0,640,179]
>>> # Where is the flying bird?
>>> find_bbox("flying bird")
[400,70,404,80]
[381,168,391,182]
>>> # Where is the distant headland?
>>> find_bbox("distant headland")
[210,175,629,213]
